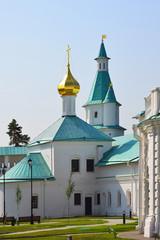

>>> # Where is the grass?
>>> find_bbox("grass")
[0,217,138,240]
[0,217,108,234]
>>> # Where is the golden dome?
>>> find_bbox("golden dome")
[58,45,80,96]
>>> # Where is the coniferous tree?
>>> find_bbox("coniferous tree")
[6,119,30,146]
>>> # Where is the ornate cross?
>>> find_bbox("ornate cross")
[66,45,71,66]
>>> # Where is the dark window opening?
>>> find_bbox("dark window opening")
[99,63,101,69]
[74,193,81,205]
[97,193,100,205]
[87,159,94,172]
[72,159,79,172]
[32,195,38,208]
[94,111,98,118]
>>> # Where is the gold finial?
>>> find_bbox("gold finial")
[109,83,113,89]
[66,45,71,67]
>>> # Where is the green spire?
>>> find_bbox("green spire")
[103,84,116,103]
[103,84,121,105]
[97,42,107,58]
[84,71,111,106]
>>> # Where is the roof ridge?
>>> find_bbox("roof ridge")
[28,117,65,146]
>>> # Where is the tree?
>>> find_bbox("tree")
[65,173,75,222]
[6,119,30,146]
[15,185,22,223]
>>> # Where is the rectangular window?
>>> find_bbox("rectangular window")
[86,159,94,172]
[72,159,79,172]
[32,195,38,208]
[74,193,81,205]
[97,193,100,205]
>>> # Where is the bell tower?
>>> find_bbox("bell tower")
[83,37,126,137]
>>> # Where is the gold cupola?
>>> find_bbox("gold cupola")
[58,45,80,96]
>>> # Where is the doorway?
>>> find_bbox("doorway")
[85,197,92,215]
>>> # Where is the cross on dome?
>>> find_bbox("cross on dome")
[58,45,80,96]
[66,45,71,67]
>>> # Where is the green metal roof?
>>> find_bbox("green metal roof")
[84,71,111,106]
[0,153,55,183]
[93,125,126,130]
[96,42,107,59]
[0,147,28,156]
[96,134,139,166]
[28,116,113,147]
[138,113,160,127]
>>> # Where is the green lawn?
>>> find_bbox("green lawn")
[0,217,138,240]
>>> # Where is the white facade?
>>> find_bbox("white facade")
[103,102,119,126]
[134,87,160,238]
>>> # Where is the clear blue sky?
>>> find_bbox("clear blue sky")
[0,0,160,146]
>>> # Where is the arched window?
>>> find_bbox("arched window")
[99,63,101,69]
[127,190,131,206]
[108,192,111,206]
[103,63,105,69]
[117,191,121,206]
[94,111,98,118]
[71,159,80,172]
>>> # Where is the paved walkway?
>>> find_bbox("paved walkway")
[119,231,154,240]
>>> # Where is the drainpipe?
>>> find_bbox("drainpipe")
[132,124,143,232]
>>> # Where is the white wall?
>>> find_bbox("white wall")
[85,104,103,125]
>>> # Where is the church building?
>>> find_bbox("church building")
[0,38,153,229]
